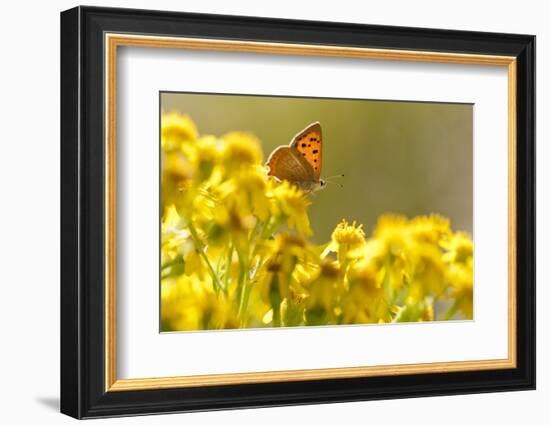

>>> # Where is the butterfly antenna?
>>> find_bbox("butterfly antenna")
[325,180,343,188]
[324,173,344,188]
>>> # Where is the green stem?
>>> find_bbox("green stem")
[237,221,267,324]
[235,245,248,310]
[161,256,180,271]
[188,223,225,294]
[261,216,284,239]
[215,251,223,276]
[224,244,233,292]
[444,300,459,320]
[239,281,251,327]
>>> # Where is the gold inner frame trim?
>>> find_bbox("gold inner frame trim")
[104,33,517,392]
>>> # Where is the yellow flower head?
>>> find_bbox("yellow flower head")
[443,232,474,319]
[393,298,435,323]
[272,232,308,257]
[342,258,389,324]
[221,132,263,172]
[255,233,313,322]
[347,257,383,290]
[332,219,365,250]
[373,214,411,257]
[406,243,447,301]
[229,166,270,221]
[161,112,198,151]
[326,219,366,261]
[161,275,239,331]
[270,181,312,236]
[446,262,473,319]
[162,151,194,185]
[259,234,312,285]
[204,166,270,252]
[303,258,343,325]
[161,205,190,263]
[192,135,221,183]
[409,214,451,244]
[441,231,474,264]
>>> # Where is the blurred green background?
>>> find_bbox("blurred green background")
[161,92,473,243]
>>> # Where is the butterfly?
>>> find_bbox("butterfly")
[266,122,327,193]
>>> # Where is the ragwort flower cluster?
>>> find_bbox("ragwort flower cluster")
[160,112,474,331]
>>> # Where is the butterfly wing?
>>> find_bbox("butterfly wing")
[290,122,322,181]
[266,146,315,182]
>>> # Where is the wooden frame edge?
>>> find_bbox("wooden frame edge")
[507,59,518,369]
[105,32,118,391]
[108,358,516,391]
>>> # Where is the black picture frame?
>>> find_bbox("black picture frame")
[60,5,535,419]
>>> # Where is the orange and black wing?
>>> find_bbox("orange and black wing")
[266,146,315,182]
[290,122,322,181]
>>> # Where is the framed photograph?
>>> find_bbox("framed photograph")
[60,6,535,419]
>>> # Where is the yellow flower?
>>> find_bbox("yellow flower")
[162,150,194,183]
[441,231,474,264]
[343,258,389,324]
[161,275,238,331]
[219,166,270,222]
[393,297,435,323]
[161,205,192,273]
[446,262,473,319]
[161,112,198,151]
[161,276,202,331]
[191,136,221,183]
[255,233,315,325]
[279,287,309,327]
[409,214,451,244]
[406,244,447,302]
[304,259,343,325]
[370,214,450,299]
[161,151,194,214]
[269,181,312,236]
[325,219,366,261]
[221,132,263,172]
[440,231,473,318]
[332,219,366,248]
[373,214,411,257]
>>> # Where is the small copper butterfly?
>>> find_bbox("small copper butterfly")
[266,122,327,193]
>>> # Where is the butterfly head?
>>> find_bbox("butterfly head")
[295,179,326,194]
[307,176,343,193]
